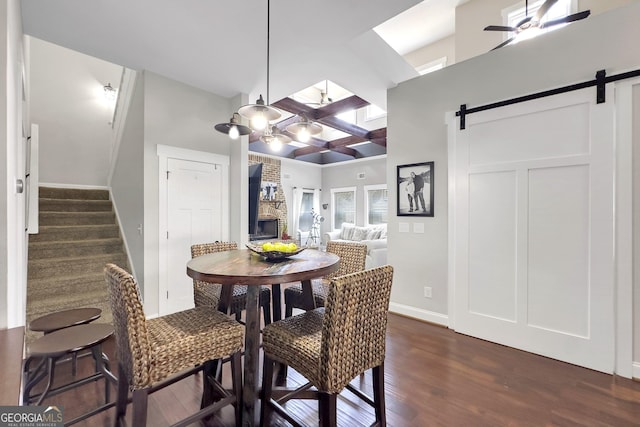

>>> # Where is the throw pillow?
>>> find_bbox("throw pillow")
[352,226,369,241]
[366,228,382,240]
[340,223,355,240]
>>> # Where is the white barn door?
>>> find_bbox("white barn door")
[449,89,615,373]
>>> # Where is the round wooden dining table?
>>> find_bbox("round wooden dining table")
[186,247,339,427]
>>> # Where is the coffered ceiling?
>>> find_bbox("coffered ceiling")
[247,80,387,164]
[20,0,464,164]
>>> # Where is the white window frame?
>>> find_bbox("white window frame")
[364,184,388,226]
[297,188,316,232]
[416,57,447,76]
[330,186,357,230]
[364,104,387,122]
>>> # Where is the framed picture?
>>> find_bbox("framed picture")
[397,161,434,217]
[261,181,278,201]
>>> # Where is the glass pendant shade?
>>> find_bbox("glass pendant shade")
[260,125,291,151]
[286,114,322,142]
[214,113,253,139]
[238,94,281,131]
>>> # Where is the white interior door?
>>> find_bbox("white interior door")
[164,158,224,315]
[449,88,615,373]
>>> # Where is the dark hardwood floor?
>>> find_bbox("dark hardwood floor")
[16,313,640,426]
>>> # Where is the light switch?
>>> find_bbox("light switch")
[413,223,424,233]
[399,222,409,233]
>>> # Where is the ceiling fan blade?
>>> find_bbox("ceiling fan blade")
[534,0,558,22]
[484,25,518,32]
[540,10,591,29]
[491,37,516,51]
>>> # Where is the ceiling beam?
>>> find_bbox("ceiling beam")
[313,95,369,119]
[329,135,367,148]
[330,146,358,157]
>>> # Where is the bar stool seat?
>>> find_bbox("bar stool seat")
[22,324,118,425]
[29,308,102,333]
[29,308,102,376]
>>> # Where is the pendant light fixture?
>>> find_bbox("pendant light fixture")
[286,114,322,142]
[214,112,253,139]
[238,0,282,131]
[260,124,291,151]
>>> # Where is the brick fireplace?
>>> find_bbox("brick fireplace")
[248,154,287,240]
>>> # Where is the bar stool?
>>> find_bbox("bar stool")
[29,308,102,376]
[22,324,118,425]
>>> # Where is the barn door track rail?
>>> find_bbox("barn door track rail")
[456,68,640,130]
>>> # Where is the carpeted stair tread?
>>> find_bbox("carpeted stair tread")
[27,187,128,346]
[39,211,116,226]
[28,238,125,259]
[39,187,109,201]
[28,253,128,280]
[27,272,107,301]
[39,198,113,212]
[29,224,120,242]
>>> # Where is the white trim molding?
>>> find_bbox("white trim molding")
[389,302,449,327]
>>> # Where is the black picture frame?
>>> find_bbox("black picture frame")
[397,161,434,217]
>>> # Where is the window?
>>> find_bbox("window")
[331,187,356,230]
[503,0,575,44]
[364,184,388,226]
[365,104,387,121]
[297,190,315,231]
[336,109,356,124]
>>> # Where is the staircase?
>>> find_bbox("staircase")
[26,187,129,343]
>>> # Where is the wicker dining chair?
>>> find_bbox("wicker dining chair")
[261,265,394,427]
[104,263,244,426]
[191,242,272,325]
[283,240,368,317]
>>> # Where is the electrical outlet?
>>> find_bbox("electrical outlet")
[423,286,432,298]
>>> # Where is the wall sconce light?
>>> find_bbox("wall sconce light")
[103,83,117,101]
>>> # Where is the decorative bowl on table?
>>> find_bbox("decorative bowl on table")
[246,242,305,261]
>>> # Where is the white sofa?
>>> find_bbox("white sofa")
[323,223,387,269]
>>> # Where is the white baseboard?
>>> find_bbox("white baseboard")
[632,362,640,380]
[389,302,449,327]
[39,182,109,190]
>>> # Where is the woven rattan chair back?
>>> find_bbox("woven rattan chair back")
[191,242,238,307]
[324,240,367,280]
[320,265,393,392]
[261,265,394,426]
[104,263,244,426]
[104,263,151,389]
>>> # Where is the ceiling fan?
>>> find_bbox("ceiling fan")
[305,80,333,107]
[484,0,590,50]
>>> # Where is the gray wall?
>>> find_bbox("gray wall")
[111,72,145,286]
[140,71,236,316]
[388,2,640,330]
[321,156,387,235]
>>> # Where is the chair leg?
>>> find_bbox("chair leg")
[35,357,57,405]
[115,364,130,426]
[285,302,293,318]
[260,354,275,425]
[372,363,387,426]
[201,360,216,408]
[318,392,337,427]
[231,351,243,426]
[262,299,272,326]
[131,388,149,427]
